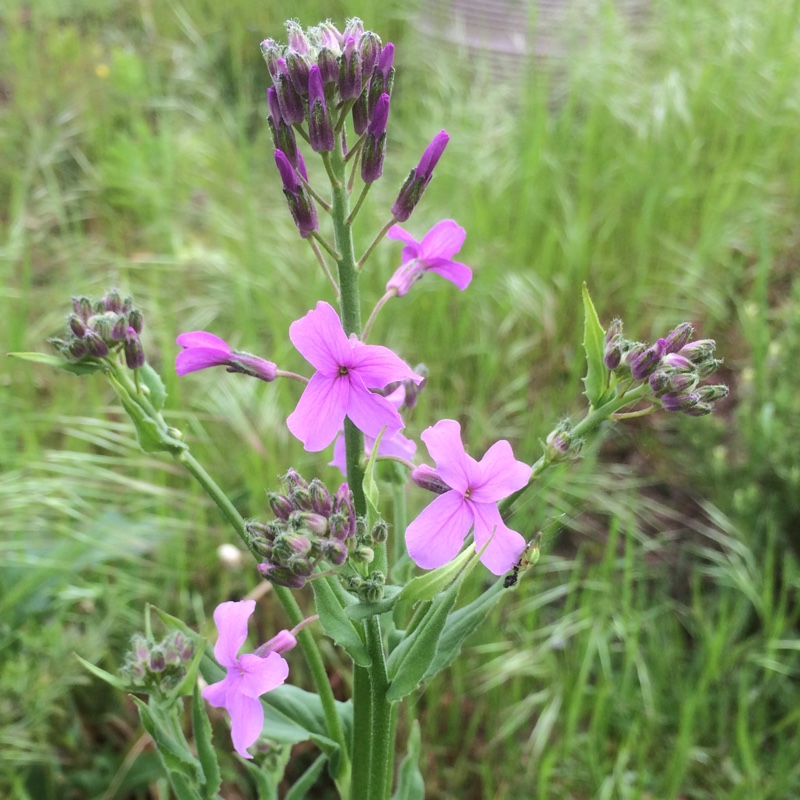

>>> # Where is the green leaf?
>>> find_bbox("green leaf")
[423,582,504,683]
[139,362,168,411]
[170,773,204,800]
[73,653,128,690]
[393,546,475,626]
[191,683,221,797]
[284,754,327,800]
[311,577,372,667]
[391,721,425,800]
[581,283,609,407]
[8,351,104,376]
[241,745,291,800]
[133,696,203,784]
[345,584,403,621]
[385,575,462,703]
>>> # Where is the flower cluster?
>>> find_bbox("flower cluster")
[248,469,358,588]
[50,290,145,369]
[120,630,194,694]
[605,320,728,416]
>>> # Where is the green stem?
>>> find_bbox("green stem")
[350,665,372,800]
[358,218,395,270]
[366,617,392,800]
[499,384,651,518]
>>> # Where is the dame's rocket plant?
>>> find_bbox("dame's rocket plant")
[20,16,730,800]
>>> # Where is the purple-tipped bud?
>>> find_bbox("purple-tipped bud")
[269,492,294,521]
[68,339,88,359]
[315,22,343,56]
[679,339,716,364]
[149,648,166,673]
[663,322,694,354]
[661,353,694,370]
[328,511,350,541]
[307,66,334,152]
[128,308,144,334]
[286,51,311,97]
[260,39,282,79]
[361,93,389,183]
[411,464,452,495]
[72,296,93,321]
[257,629,297,656]
[110,315,128,341]
[124,328,145,369]
[696,384,729,403]
[295,512,328,537]
[131,634,150,664]
[392,130,450,222]
[84,331,110,358]
[258,562,306,589]
[289,486,313,512]
[371,519,389,543]
[322,539,348,565]
[274,58,305,125]
[359,31,382,76]
[661,391,699,412]
[274,149,318,238]
[684,402,713,417]
[316,46,339,85]
[228,352,278,382]
[650,369,698,396]
[104,289,123,313]
[309,479,333,516]
[628,338,667,381]
[343,17,365,45]
[368,43,395,118]
[338,36,363,100]
[352,89,369,135]
[284,468,309,492]
[267,86,283,124]
[68,314,87,338]
[545,426,571,456]
[285,20,310,55]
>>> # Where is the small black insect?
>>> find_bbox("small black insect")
[503,531,543,588]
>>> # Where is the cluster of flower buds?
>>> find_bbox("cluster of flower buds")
[50,290,145,369]
[605,320,728,416]
[248,469,358,588]
[120,631,194,694]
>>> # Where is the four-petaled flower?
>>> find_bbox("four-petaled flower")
[386,220,472,297]
[405,419,532,575]
[287,301,423,451]
[176,331,277,382]
[201,600,293,759]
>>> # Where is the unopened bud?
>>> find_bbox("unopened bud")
[663,322,694,353]
[322,539,348,565]
[371,519,389,543]
[353,545,374,563]
[258,562,306,589]
[269,492,294,521]
[411,464,452,495]
[309,479,333,516]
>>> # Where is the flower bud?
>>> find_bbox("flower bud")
[128,308,144,334]
[149,647,166,673]
[289,486,313,512]
[328,511,351,541]
[258,562,306,589]
[351,89,369,135]
[661,353,693,370]
[72,295,93,321]
[229,353,278,382]
[267,87,299,168]
[286,51,311,96]
[359,31,382,77]
[663,322,694,353]
[322,539,348,565]
[368,43,395,119]
[294,512,328,537]
[260,38,282,79]
[275,149,318,238]
[258,629,297,656]
[69,314,88,338]
[309,479,333,516]
[84,331,110,358]
[361,93,389,184]
[316,47,339,85]
[661,392,699,412]
[628,338,667,381]
[124,328,145,369]
[288,555,315,577]
[338,36,362,100]
[315,21,343,55]
[285,20,310,55]
[392,131,449,222]
[371,519,389,543]
[353,545,374,563]
[274,58,305,125]
[678,339,716,364]
[696,384,729,403]
[411,464,452,495]
[283,468,309,491]
[104,289,123,313]
[307,66,334,152]
[343,18,365,45]
[269,492,294,521]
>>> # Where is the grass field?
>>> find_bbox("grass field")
[3,0,800,797]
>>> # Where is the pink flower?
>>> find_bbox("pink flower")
[176,331,277,382]
[386,220,472,296]
[405,419,532,575]
[201,600,294,759]
[286,302,423,451]
[329,386,417,474]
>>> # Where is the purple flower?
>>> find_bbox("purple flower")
[286,302,423,452]
[176,331,277,382]
[329,386,417,474]
[386,220,472,296]
[405,419,531,575]
[201,600,293,759]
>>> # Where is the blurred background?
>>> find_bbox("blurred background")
[2,0,800,797]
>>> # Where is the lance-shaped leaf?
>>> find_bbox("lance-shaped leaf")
[139,362,167,411]
[311,577,372,667]
[581,283,609,407]
[8,351,105,376]
[284,753,328,800]
[191,682,221,797]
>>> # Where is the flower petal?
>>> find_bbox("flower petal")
[176,331,232,351]
[349,342,422,389]
[238,652,289,698]
[471,501,526,575]
[213,600,255,668]
[345,377,404,440]
[287,372,349,452]
[176,347,232,375]
[405,490,474,569]
[201,673,236,708]
[328,431,348,474]
[427,258,473,291]
[377,430,417,461]
[227,690,265,759]
[289,301,351,374]
[420,419,472,494]
[419,220,465,261]
[470,440,532,503]
[386,224,421,253]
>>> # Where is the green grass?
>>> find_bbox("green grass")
[2,0,800,797]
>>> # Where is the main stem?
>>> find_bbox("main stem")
[328,136,395,800]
